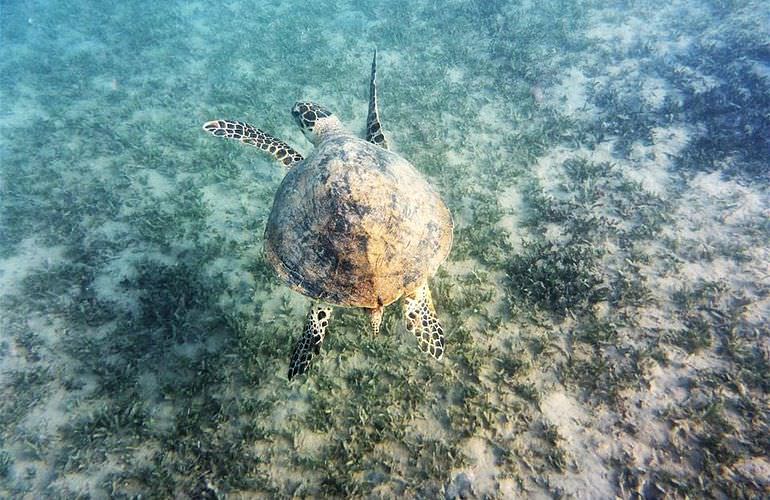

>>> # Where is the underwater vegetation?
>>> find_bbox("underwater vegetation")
[1,0,769,497]
[508,240,605,317]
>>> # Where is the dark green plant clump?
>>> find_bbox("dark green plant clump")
[507,241,605,318]
[0,450,12,478]
[669,37,770,180]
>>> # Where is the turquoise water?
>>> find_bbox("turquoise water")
[1,0,768,497]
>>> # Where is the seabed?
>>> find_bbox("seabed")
[1,0,768,497]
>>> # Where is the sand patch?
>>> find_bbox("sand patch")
[546,67,597,119]
[458,436,501,497]
[540,391,614,498]
[626,125,695,194]
[0,238,66,296]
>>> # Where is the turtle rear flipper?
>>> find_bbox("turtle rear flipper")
[202,120,303,168]
[288,305,332,379]
[404,282,445,359]
[366,49,388,149]
[368,306,384,336]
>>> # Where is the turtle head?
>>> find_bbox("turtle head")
[292,101,345,145]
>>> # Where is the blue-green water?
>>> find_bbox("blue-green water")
[1,1,768,497]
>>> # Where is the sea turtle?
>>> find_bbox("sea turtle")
[202,50,453,379]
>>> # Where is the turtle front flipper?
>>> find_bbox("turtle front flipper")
[404,282,445,360]
[202,120,304,168]
[288,305,332,379]
[366,49,388,149]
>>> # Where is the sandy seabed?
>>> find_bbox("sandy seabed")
[1,0,768,497]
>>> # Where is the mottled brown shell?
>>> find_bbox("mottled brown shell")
[264,134,453,308]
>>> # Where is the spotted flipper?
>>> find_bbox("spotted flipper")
[404,282,445,359]
[202,120,304,168]
[368,306,384,336]
[288,305,332,379]
[366,49,388,149]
